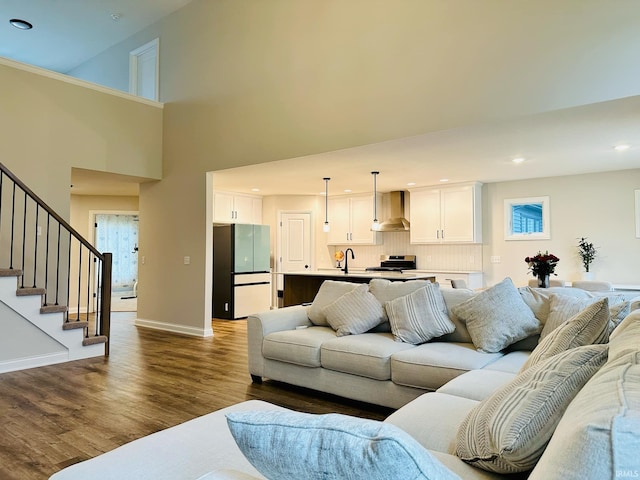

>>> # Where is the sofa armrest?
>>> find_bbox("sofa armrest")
[247,305,311,379]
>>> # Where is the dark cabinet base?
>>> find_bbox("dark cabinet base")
[283,274,371,307]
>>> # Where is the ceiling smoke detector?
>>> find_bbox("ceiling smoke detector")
[10,18,33,30]
[110,13,122,21]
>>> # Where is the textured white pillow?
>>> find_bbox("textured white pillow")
[322,284,385,336]
[521,298,610,371]
[307,280,360,326]
[227,410,460,480]
[451,278,541,353]
[541,293,628,339]
[385,284,455,344]
[456,344,609,474]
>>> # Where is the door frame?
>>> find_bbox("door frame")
[129,38,160,101]
[276,210,314,299]
[89,210,140,312]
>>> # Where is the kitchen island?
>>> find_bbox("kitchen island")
[282,270,436,307]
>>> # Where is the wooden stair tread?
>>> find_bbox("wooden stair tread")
[16,287,46,296]
[0,268,22,277]
[41,305,68,314]
[62,320,88,330]
[82,335,108,346]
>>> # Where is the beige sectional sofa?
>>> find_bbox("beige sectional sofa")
[50,291,640,479]
[248,279,623,409]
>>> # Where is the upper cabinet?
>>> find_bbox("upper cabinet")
[213,192,262,224]
[327,194,382,245]
[409,182,482,244]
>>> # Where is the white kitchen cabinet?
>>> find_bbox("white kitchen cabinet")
[409,183,482,244]
[327,194,381,245]
[213,192,262,224]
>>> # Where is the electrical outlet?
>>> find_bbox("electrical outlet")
[37,226,42,236]
[224,303,229,312]
[184,256,190,265]
[141,256,146,265]
[490,256,501,264]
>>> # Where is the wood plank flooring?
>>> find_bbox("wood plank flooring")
[0,313,393,480]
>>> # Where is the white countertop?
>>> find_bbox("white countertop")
[282,270,436,280]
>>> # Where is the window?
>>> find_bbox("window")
[504,196,550,240]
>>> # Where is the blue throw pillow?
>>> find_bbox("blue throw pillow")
[226,410,459,480]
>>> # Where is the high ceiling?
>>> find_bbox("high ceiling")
[0,0,193,72]
[4,1,640,197]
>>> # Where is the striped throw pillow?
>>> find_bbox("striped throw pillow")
[455,344,609,474]
[521,298,610,371]
[322,284,385,336]
[385,284,455,344]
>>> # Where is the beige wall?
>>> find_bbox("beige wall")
[0,60,162,220]
[483,169,640,287]
[65,0,640,333]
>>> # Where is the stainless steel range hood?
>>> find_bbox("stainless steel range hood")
[378,191,410,231]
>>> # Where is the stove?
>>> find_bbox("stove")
[365,255,417,272]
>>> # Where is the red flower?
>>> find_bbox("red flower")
[525,251,559,277]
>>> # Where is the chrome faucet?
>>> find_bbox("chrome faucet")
[343,248,355,274]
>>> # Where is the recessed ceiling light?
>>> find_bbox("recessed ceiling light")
[439,178,449,182]
[110,13,122,21]
[343,189,352,193]
[251,188,260,192]
[512,157,526,164]
[614,144,630,152]
[407,182,416,186]
[10,18,32,30]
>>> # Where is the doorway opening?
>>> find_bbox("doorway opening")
[129,38,159,101]
[93,212,139,312]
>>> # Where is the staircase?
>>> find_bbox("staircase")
[0,163,111,373]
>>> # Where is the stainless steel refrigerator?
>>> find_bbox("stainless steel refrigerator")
[213,224,271,319]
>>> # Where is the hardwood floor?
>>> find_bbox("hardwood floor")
[0,313,393,480]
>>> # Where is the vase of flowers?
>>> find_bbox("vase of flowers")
[525,251,560,288]
[577,237,597,276]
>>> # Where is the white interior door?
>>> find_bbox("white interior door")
[278,212,312,291]
[129,38,159,101]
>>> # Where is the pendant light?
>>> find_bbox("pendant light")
[323,177,331,232]
[371,171,380,231]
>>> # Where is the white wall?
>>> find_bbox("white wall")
[482,169,640,288]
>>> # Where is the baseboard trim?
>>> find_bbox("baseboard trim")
[134,318,214,338]
[0,351,68,374]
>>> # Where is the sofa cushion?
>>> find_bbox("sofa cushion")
[517,286,592,324]
[451,278,541,353]
[262,326,336,367]
[439,288,476,343]
[541,293,628,339]
[322,284,385,336]
[437,370,517,402]
[529,351,640,480]
[391,343,503,390]
[320,333,414,380]
[385,392,480,454]
[455,344,609,474]
[385,284,455,344]
[307,280,360,326]
[521,298,609,371]
[610,310,640,360]
[481,351,530,374]
[226,410,460,480]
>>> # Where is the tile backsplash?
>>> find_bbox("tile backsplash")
[322,231,483,272]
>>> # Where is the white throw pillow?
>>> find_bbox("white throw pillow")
[451,278,541,353]
[322,284,385,336]
[385,284,455,344]
[456,344,609,474]
[227,410,460,480]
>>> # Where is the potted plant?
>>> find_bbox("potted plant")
[525,251,560,288]
[577,237,597,277]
